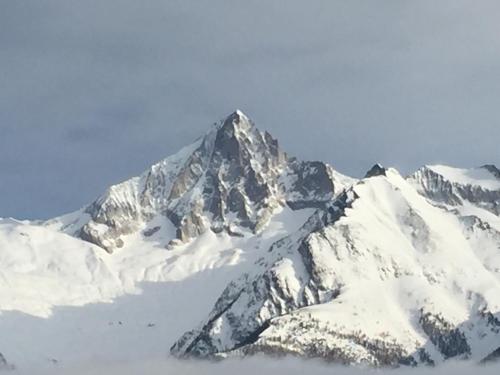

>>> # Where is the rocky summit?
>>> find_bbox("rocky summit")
[53,110,352,253]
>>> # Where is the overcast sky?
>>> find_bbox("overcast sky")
[1,0,500,219]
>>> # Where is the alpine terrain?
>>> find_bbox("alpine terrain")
[1,110,499,370]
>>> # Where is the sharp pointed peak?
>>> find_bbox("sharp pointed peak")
[364,163,387,178]
[212,109,257,138]
[203,110,255,142]
[221,109,250,126]
[233,108,248,117]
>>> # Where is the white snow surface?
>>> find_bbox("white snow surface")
[0,206,313,371]
[0,219,122,317]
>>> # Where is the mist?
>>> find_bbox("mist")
[12,357,500,375]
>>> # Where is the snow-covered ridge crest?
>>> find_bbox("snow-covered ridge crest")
[47,110,354,253]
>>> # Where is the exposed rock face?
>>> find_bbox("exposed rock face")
[158,110,287,242]
[170,207,334,359]
[55,110,354,253]
[283,160,345,210]
[419,311,471,360]
[364,163,387,178]
[409,165,500,215]
[171,168,500,366]
[238,315,419,367]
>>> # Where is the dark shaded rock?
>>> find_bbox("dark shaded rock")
[284,160,342,210]
[419,311,471,360]
[365,164,387,178]
[417,348,435,366]
[143,226,161,237]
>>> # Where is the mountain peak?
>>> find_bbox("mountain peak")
[210,109,273,162]
[219,109,252,130]
[364,163,387,178]
[211,110,260,156]
[233,108,248,118]
[59,110,354,252]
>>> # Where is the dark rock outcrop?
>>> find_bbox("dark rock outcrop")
[419,311,471,360]
[365,163,387,178]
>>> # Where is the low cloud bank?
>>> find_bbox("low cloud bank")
[12,356,500,375]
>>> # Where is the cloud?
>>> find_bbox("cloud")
[11,357,500,375]
[1,0,499,218]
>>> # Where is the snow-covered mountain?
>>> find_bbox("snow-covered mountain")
[0,111,499,370]
[46,110,352,253]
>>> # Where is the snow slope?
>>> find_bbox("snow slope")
[1,205,314,316]
[0,219,121,317]
[172,168,500,366]
[0,206,315,371]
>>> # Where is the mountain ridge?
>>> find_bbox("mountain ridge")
[46,110,355,253]
[170,167,500,365]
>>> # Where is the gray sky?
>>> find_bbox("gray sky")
[1,0,499,219]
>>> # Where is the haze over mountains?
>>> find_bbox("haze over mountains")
[1,111,500,370]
